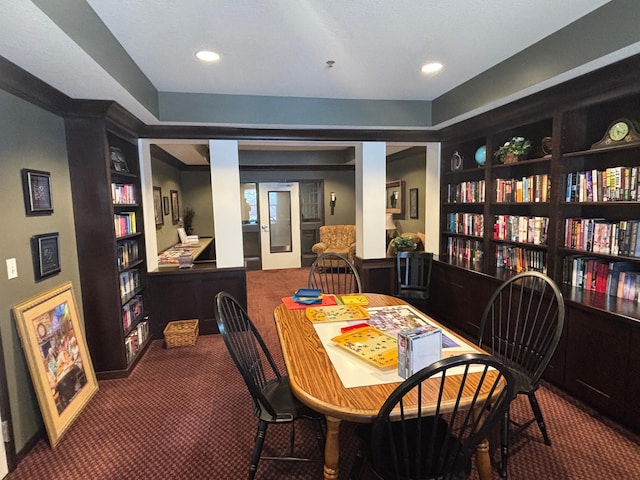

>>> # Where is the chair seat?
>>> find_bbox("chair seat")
[397,288,429,300]
[261,376,323,422]
[354,414,471,480]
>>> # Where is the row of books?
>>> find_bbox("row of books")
[564,218,640,257]
[445,237,483,264]
[117,239,140,271]
[122,294,143,331]
[445,180,485,203]
[495,245,547,273]
[119,268,141,303]
[125,320,149,364]
[493,215,549,245]
[562,257,640,301]
[446,212,484,236]
[495,174,550,203]
[565,166,639,203]
[114,211,137,238]
[111,182,137,205]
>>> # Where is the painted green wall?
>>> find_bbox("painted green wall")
[0,89,82,452]
[387,149,427,236]
[151,156,187,252]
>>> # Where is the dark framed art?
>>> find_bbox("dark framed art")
[170,190,180,225]
[22,169,53,215]
[12,281,98,447]
[409,188,419,219]
[153,186,163,226]
[31,232,61,281]
[163,196,169,216]
[386,180,405,215]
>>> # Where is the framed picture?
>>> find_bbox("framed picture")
[153,186,163,226]
[163,196,169,216]
[170,190,180,225]
[386,180,405,215]
[22,169,53,215]
[109,147,129,173]
[12,281,98,447]
[31,232,61,281]
[409,188,419,219]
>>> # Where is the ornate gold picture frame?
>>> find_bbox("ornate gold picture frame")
[12,282,98,447]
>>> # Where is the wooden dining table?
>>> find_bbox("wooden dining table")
[274,293,494,480]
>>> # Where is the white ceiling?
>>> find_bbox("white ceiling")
[2,0,635,164]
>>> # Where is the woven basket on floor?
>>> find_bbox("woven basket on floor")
[163,319,199,348]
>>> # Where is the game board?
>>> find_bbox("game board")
[331,326,397,368]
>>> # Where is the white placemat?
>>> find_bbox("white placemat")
[313,305,478,389]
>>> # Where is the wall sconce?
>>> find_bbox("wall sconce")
[330,192,337,215]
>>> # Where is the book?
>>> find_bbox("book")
[305,305,370,323]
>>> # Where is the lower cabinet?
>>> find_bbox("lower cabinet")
[147,265,247,338]
[564,306,629,422]
[427,259,638,433]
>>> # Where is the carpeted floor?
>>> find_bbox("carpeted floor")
[6,267,640,479]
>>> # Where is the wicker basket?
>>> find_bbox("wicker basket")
[163,319,199,348]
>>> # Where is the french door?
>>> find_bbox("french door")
[258,182,301,270]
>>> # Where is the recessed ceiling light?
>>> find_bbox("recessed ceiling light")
[195,50,220,62]
[421,62,443,74]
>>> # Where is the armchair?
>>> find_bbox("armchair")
[312,225,356,263]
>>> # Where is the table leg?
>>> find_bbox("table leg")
[476,438,491,480]
[323,416,341,480]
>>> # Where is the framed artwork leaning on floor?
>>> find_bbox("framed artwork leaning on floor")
[12,282,98,447]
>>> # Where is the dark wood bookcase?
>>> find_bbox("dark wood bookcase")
[65,103,150,379]
[433,55,640,432]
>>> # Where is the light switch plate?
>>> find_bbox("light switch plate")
[6,258,17,279]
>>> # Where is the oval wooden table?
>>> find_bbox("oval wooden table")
[274,293,495,480]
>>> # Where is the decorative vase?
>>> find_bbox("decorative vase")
[503,152,519,164]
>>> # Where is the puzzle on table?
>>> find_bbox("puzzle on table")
[305,305,370,323]
[331,326,397,368]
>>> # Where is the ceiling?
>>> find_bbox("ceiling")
[3,1,640,164]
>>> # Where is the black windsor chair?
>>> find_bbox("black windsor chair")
[396,251,434,306]
[308,252,363,294]
[477,271,565,478]
[215,292,325,480]
[349,353,515,480]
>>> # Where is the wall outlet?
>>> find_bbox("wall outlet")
[6,258,17,279]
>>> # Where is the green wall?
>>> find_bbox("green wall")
[388,148,427,236]
[0,90,82,452]
[151,156,187,252]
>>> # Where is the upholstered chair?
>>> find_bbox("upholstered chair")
[312,225,357,263]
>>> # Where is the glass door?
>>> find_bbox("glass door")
[258,182,301,269]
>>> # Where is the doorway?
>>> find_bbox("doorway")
[258,182,301,269]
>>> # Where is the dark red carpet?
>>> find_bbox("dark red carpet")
[6,267,640,479]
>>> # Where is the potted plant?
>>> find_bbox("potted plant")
[493,136,532,164]
[389,234,417,254]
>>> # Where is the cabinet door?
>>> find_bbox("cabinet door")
[565,306,629,420]
[626,326,640,430]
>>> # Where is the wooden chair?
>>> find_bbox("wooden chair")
[308,252,362,294]
[477,271,565,478]
[396,251,434,306]
[349,353,515,480]
[215,292,325,480]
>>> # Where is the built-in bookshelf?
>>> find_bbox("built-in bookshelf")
[434,57,640,432]
[66,105,150,378]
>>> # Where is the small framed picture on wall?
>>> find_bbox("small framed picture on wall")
[22,169,53,216]
[170,190,180,225]
[409,188,419,219]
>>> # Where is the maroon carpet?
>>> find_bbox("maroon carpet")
[6,267,640,479]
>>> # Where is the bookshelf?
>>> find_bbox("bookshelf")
[66,105,150,378]
[433,58,640,431]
